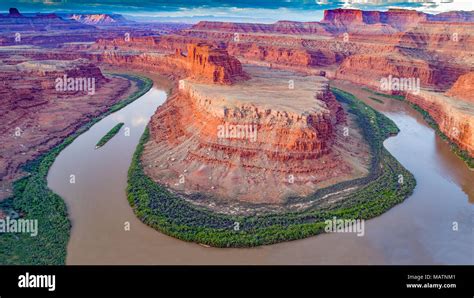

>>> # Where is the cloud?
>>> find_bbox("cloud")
[1,0,472,22]
[125,7,326,23]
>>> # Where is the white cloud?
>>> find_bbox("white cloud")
[338,0,472,12]
[418,0,474,13]
[124,7,326,23]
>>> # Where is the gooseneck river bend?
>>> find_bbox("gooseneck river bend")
[47,81,474,265]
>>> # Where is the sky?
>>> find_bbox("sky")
[0,0,473,23]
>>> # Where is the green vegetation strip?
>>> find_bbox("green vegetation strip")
[96,122,124,148]
[368,96,384,104]
[363,87,474,169]
[362,87,405,101]
[0,74,153,265]
[126,87,416,248]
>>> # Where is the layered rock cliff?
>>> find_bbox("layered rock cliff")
[191,20,331,35]
[406,91,474,157]
[84,8,473,82]
[335,47,470,91]
[446,72,474,103]
[335,52,446,89]
[90,42,248,84]
[323,8,474,30]
[174,43,249,84]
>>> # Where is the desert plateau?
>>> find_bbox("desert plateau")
[0,1,472,266]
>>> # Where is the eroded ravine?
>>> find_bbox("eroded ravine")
[47,82,473,265]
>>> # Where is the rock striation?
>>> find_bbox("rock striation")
[447,72,474,103]
[174,43,249,84]
[334,52,467,90]
[406,91,474,156]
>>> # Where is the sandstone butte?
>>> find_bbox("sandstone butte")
[0,7,473,203]
[173,43,249,84]
[142,65,370,205]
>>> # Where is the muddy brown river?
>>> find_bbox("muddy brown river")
[47,82,474,265]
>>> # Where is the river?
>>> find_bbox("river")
[47,81,473,265]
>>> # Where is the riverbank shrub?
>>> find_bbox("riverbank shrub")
[96,122,125,148]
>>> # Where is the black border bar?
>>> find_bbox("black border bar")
[0,265,472,297]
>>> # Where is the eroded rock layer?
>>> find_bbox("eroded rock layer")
[406,91,474,156]
[174,43,249,84]
[446,72,474,103]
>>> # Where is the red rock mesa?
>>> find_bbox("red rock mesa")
[173,43,249,84]
[142,65,370,206]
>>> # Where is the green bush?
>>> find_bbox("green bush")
[96,122,125,148]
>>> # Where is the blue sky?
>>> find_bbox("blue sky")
[1,0,473,23]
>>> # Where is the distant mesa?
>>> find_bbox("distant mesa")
[6,8,59,19]
[322,8,429,31]
[323,8,365,24]
[429,11,474,22]
[8,8,22,17]
[0,8,95,32]
[322,8,474,31]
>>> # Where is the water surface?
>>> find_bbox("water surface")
[47,83,474,265]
